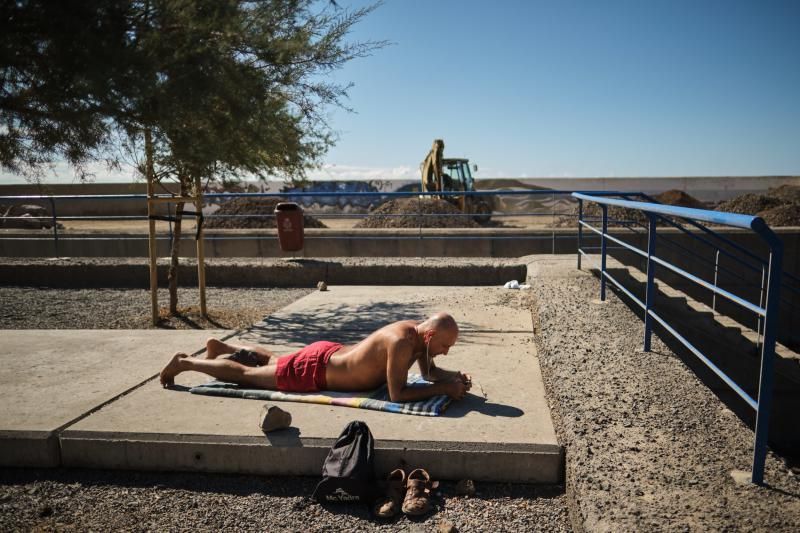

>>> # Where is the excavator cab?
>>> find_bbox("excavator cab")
[420,140,492,223]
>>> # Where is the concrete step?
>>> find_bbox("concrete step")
[623,264,800,365]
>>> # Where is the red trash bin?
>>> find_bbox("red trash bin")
[275,202,304,252]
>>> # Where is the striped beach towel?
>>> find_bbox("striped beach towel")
[189,374,451,416]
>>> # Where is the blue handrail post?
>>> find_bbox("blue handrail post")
[751,246,783,484]
[600,204,608,301]
[48,197,59,257]
[577,199,583,270]
[643,214,657,351]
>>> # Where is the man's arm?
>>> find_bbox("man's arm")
[386,340,467,402]
[419,358,471,386]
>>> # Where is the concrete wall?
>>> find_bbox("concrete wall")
[0,182,180,216]
[0,228,579,258]
[0,259,527,289]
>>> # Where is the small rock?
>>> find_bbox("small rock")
[455,479,476,497]
[37,505,54,518]
[438,520,458,533]
[317,281,328,291]
[729,470,751,485]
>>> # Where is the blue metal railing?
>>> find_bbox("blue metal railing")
[573,192,784,485]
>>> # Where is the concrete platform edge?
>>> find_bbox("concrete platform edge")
[59,431,563,484]
[0,430,60,467]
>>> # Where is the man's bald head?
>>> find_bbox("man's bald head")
[425,312,458,335]
[419,312,459,341]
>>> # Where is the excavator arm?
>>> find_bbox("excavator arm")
[420,139,445,193]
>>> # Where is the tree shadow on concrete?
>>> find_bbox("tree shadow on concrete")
[239,300,482,347]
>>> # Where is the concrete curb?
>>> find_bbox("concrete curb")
[59,431,562,483]
[0,258,528,287]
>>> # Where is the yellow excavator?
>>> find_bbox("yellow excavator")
[420,139,492,223]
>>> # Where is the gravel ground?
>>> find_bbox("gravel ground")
[0,287,313,330]
[0,469,568,532]
[530,260,800,532]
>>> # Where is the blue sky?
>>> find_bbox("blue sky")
[3,0,799,183]
[318,0,800,180]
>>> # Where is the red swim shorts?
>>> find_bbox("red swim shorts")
[275,341,343,393]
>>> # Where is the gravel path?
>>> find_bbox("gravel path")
[530,259,800,532]
[0,287,313,330]
[0,468,568,532]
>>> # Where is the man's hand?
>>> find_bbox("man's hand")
[445,379,469,400]
[457,372,472,390]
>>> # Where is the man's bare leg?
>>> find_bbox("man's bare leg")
[205,338,274,365]
[160,352,278,389]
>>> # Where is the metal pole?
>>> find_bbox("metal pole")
[577,199,583,270]
[48,197,58,257]
[643,214,657,351]
[751,246,783,484]
[194,175,207,317]
[600,204,608,301]
[417,193,422,257]
[168,202,173,243]
[757,263,766,349]
[145,129,159,326]
[712,249,720,312]
[551,191,556,254]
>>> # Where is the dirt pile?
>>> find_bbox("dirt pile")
[355,198,479,228]
[557,189,705,227]
[204,198,326,229]
[0,203,62,229]
[716,184,800,226]
[654,189,706,209]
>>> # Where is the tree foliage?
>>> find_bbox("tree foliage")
[1,0,383,183]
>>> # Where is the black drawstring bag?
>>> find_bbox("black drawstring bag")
[313,420,376,504]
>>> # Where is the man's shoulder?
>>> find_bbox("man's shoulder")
[381,319,415,334]
[382,324,416,354]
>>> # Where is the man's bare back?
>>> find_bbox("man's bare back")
[325,319,419,391]
[160,312,471,402]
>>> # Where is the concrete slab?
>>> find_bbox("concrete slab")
[63,287,562,483]
[0,329,231,467]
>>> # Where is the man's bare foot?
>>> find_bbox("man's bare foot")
[160,352,189,388]
[205,338,232,359]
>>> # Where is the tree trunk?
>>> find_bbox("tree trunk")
[168,179,188,314]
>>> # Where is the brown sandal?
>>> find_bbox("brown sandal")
[401,468,438,516]
[373,469,406,518]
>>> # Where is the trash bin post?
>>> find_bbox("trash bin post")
[274,202,305,252]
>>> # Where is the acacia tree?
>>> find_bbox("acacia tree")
[2,0,383,314]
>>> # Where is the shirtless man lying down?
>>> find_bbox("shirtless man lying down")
[159,312,472,402]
